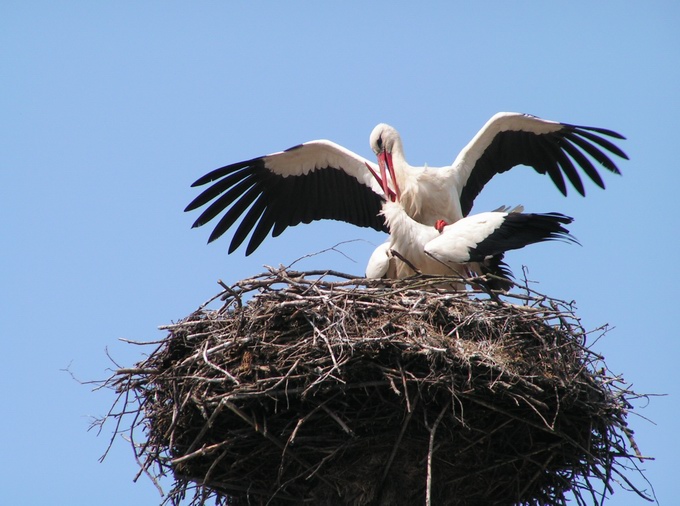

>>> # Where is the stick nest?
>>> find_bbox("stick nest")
[103,269,651,506]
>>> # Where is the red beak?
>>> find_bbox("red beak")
[378,151,401,201]
[365,160,397,201]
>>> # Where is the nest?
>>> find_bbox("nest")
[102,269,651,506]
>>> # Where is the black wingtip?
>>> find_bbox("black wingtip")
[568,234,582,247]
[243,233,266,256]
[185,189,220,212]
[208,228,227,244]
[191,173,218,187]
[228,237,245,255]
[584,125,627,140]
[190,158,259,187]
[540,213,580,246]
[564,123,627,140]
[481,256,515,292]
[191,212,212,228]
[591,179,605,191]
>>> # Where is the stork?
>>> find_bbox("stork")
[364,204,519,280]
[185,113,626,255]
[371,201,576,290]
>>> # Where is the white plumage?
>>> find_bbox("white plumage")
[364,241,393,280]
[425,212,521,265]
[377,201,467,279]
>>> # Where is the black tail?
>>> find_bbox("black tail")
[470,212,577,292]
[469,213,578,262]
[478,254,515,292]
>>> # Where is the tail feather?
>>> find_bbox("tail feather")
[478,254,514,292]
[468,212,578,262]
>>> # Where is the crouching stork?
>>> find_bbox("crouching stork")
[366,175,577,291]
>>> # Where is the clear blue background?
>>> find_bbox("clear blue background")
[2,2,677,504]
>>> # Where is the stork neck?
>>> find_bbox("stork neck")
[389,145,407,170]
[381,202,436,244]
[388,151,411,195]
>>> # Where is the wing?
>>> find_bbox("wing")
[465,212,578,262]
[365,242,393,279]
[425,211,576,264]
[452,113,628,216]
[185,140,389,255]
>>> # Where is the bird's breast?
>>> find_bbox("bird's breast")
[401,181,461,226]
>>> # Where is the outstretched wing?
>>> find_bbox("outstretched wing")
[185,140,389,255]
[453,113,627,216]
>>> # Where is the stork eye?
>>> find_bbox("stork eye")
[376,135,383,150]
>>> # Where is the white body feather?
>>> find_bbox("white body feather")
[378,201,468,278]
[365,241,393,279]
[424,212,508,266]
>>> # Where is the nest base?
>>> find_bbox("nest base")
[103,270,650,506]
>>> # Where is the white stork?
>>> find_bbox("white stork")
[364,204,515,280]
[370,200,577,290]
[185,113,626,255]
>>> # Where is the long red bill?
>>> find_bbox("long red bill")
[365,161,396,201]
[377,151,391,201]
[382,151,401,201]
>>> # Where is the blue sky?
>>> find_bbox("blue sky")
[2,2,678,504]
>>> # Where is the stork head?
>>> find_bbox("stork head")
[369,123,403,201]
[369,123,402,156]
